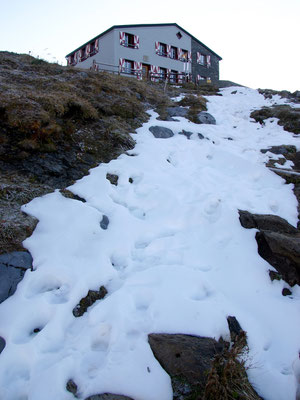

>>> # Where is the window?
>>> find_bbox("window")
[170,70,177,83]
[160,67,167,80]
[124,59,134,74]
[124,33,135,48]
[176,31,182,39]
[90,41,95,55]
[69,54,76,65]
[197,52,206,65]
[181,49,188,61]
[159,43,167,57]
[170,46,177,60]
[81,46,87,61]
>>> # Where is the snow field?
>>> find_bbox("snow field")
[0,87,299,400]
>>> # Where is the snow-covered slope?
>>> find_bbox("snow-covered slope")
[0,87,299,400]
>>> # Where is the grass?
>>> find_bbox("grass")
[203,332,261,400]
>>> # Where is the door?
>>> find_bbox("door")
[142,64,150,78]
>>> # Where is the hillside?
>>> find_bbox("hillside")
[0,52,300,400]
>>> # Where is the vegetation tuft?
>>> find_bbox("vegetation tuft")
[203,332,261,400]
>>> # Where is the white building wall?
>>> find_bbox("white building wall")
[115,25,191,73]
[71,25,192,75]
[77,30,116,71]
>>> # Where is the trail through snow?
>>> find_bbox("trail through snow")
[0,87,300,400]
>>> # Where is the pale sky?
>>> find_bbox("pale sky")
[1,0,299,91]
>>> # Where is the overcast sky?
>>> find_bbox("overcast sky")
[1,0,299,91]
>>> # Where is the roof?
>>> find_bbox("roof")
[65,23,222,60]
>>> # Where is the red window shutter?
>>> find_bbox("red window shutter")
[134,35,140,49]
[166,44,171,57]
[197,52,201,64]
[207,55,211,67]
[178,48,182,61]
[119,58,125,72]
[188,51,192,63]
[119,32,125,46]
[155,41,160,54]
[95,39,99,52]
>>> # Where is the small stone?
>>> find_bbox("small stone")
[179,130,193,139]
[282,288,292,296]
[198,133,205,139]
[100,215,109,230]
[129,178,133,183]
[106,173,119,186]
[0,337,5,354]
[149,126,174,138]
[269,270,282,281]
[73,286,108,317]
[227,316,243,342]
[66,379,78,396]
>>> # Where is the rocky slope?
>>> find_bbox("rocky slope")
[0,53,300,400]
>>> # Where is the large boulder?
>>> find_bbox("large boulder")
[197,112,216,125]
[239,210,298,235]
[0,251,32,303]
[166,106,188,118]
[239,210,300,286]
[148,333,225,399]
[149,126,174,139]
[256,231,300,286]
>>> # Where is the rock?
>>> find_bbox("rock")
[149,126,174,139]
[148,333,225,398]
[100,215,109,230]
[178,130,193,139]
[197,112,216,125]
[239,210,298,235]
[227,316,243,342]
[73,286,108,317]
[231,90,237,94]
[106,173,119,186]
[66,379,78,396]
[0,251,33,269]
[260,145,296,155]
[198,133,205,139]
[0,337,5,353]
[239,210,300,286]
[250,105,300,134]
[0,251,33,303]
[85,395,134,400]
[256,231,300,286]
[166,106,188,118]
[269,270,282,281]
[282,288,292,296]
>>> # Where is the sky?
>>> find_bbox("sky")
[0,0,299,92]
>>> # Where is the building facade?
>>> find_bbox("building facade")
[66,24,222,84]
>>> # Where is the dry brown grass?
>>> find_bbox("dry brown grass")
[203,332,261,400]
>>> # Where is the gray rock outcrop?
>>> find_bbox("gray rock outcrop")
[149,126,174,138]
[148,333,225,399]
[197,112,216,125]
[166,107,188,118]
[239,210,300,286]
[0,251,32,303]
